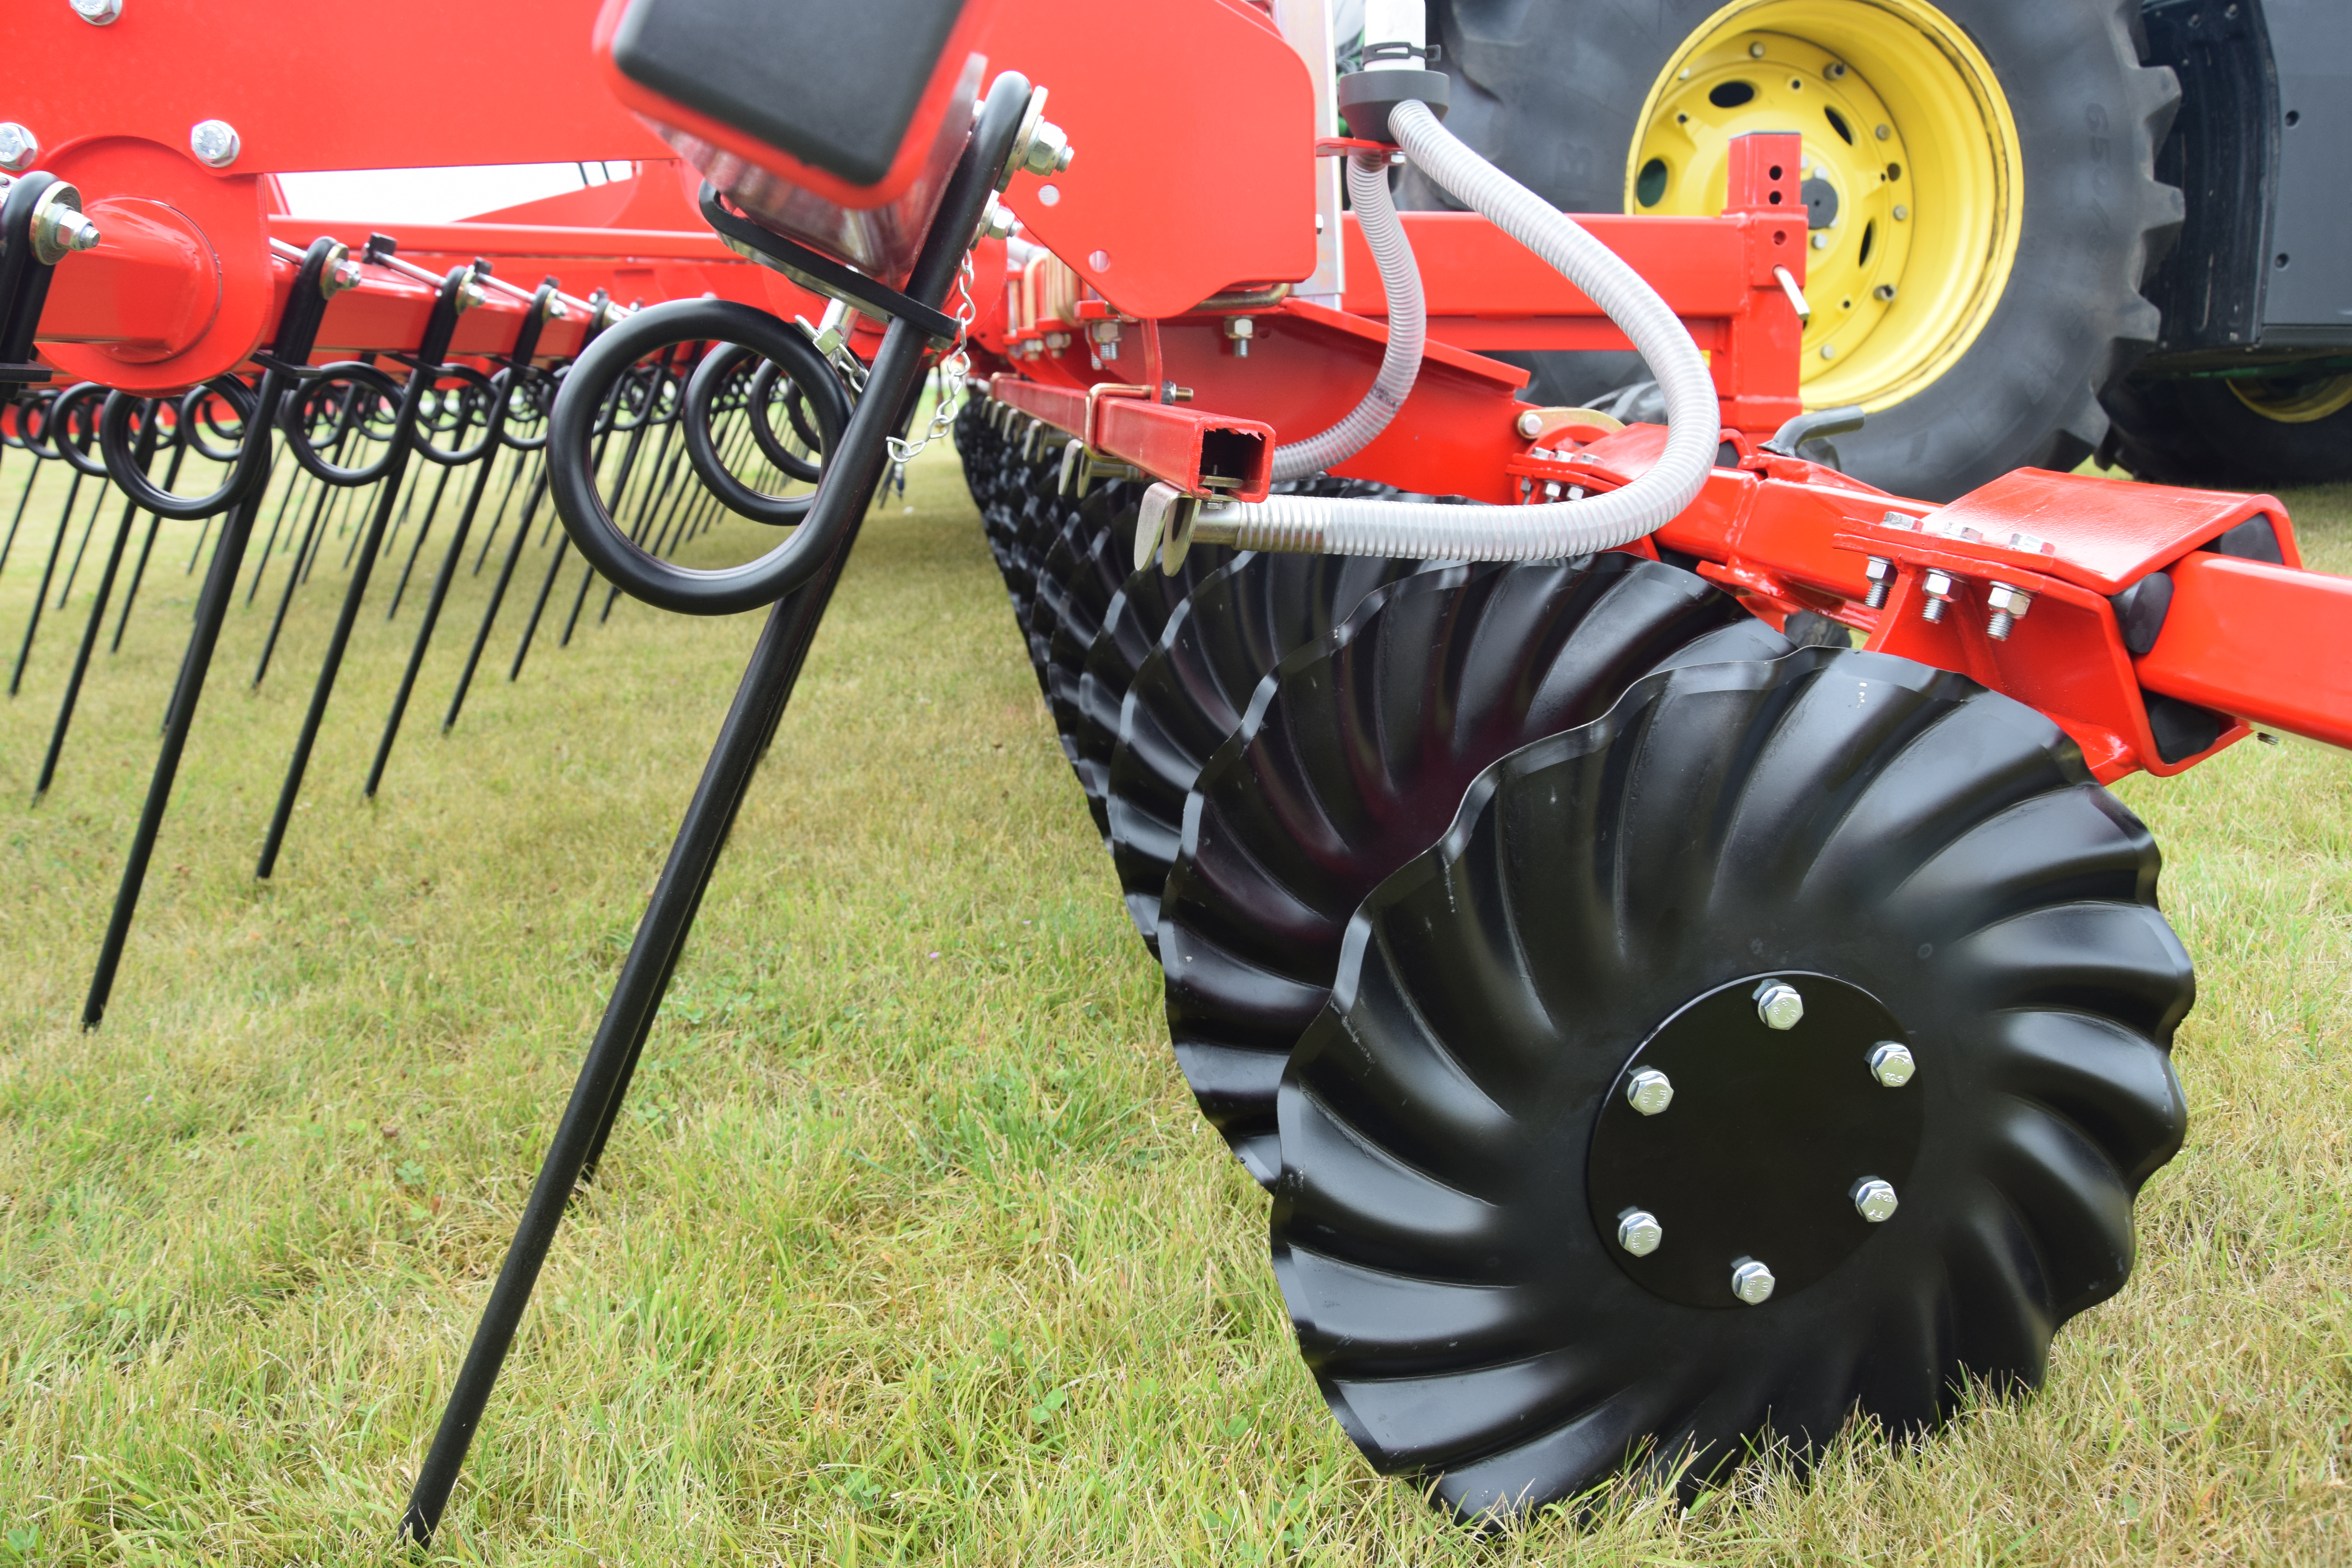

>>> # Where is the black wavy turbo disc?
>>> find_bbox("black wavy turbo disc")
[1066,545,1236,850]
[1161,555,1788,1182]
[1035,491,1134,705]
[1041,496,1139,788]
[1105,550,1419,951]
[1272,648,2192,1520]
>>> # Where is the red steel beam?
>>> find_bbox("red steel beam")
[991,374,1274,502]
[2138,552,2352,751]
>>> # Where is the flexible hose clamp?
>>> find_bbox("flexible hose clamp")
[1335,67,1450,144]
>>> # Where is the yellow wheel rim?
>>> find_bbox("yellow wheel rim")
[1628,0,2024,413]
[2227,370,2352,425]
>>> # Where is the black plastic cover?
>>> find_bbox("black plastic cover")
[613,0,968,187]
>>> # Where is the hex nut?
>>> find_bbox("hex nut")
[1617,1209,1664,1257]
[1851,1176,1900,1223]
[29,183,99,265]
[1868,1041,1916,1087]
[1754,980,1804,1031]
[69,0,123,22]
[190,119,241,169]
[1624,1067,1674,1116]
[1731,1258,1777,1304]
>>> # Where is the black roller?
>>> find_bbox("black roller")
[1065,543,1235,847]
[1272,647,2192,1521]
[1162,555,1788,1183]
[1106,550,1423,951]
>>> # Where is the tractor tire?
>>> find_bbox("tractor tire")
[1271,646,2192,1519]
[1410,0,2183,502]
[2102,367,2352,490]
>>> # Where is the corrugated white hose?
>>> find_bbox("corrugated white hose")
[1195,97,1717,559]
[1270,150,1423,481]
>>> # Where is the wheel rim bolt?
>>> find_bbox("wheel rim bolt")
[1863,555,1893,610]
[1754,980,1804,1030]
[1624,1067,1674,1116]
[1851,1177,1900,1223]
[1868,1040,1916,1087]
[1617,1209,1664,1256]
[1731,1259,1777,1304]
[1919,570,1954,623]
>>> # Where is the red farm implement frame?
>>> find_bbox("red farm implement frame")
[5,0,2350,1540]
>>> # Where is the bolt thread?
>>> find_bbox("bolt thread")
[1864,582,1889,610]
[1921,596,1947,624]
[1986,609,2014,641]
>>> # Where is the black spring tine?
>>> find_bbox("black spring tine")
[38,410,161,794]
[446,454,547,731]
[366,399,512,795]
[243,450,308,605]
[53,470,108,610]
[469,442,530,575]
[110,428,192,653]
[0,436,43,578]
[11,463,84,696]
[561,383,656,644]
[258,270,471,880]
[387,400,476,619]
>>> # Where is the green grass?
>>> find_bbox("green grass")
[0,442,2348,1564]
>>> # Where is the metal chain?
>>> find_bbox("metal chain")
[886,253,979,466]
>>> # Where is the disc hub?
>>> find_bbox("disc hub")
[1587,972,1922,1308]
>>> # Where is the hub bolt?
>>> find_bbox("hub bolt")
[0,123,38,174]
[1851,1177,1900,1223]
[1624,1067,1674,1116]
[189,119,241,169]
[1863,555,1894,609]
[1731,1258,1777,1304]
[1867,1041,1916,1087]
[1919,569,1955,623]
[1984,581,2034,641]
[1754,980,1804,1031]
[1617,1209,1664,1257]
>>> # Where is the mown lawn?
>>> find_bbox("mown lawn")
[0,438,2347,1565]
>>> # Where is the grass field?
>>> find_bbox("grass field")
[1,435,2348,1565]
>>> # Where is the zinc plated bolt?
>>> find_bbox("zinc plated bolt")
[1617,1208,1664,1256]
[1625,1068,1674,1116]
[1985,581,2034,641]
[1018,118,1073,178]
[69,0,123,22]
[1851,1177,1900,1223]
[1225,316,1254,357]
[1868,1041,1915,1087]
[1516,408,1544,439]
[1731,1258,1777,1304]
[980,197,1018,241]
[190,119,240,168]
[0,123,38,174]
[1864,555,1894,609]
[1919,569,1954,622]
[1755,980,1804,1031]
